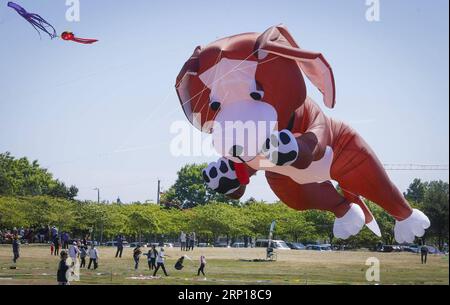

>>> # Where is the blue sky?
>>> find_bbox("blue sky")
[0,0,448,203]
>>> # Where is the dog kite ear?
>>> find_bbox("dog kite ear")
[175,46,202,129]
[255,25,336,108]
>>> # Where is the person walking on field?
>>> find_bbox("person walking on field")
[189,231,196,251]
[133,245,142,270]
[421,243,429,264]
[186,233,191,252]
[88,244,99,270]
[12,235,20,264]
[68,242,80,263]
[153,247,169,277]
[80,245,87,268]
[180,231,186,251]
[197,255,206,276]
[115,235,124,258]
[57,251,72,285]
[53,237,60,256]
[144,245,158,270]
[62,232,70,249]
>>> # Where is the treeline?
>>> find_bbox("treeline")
[0,154,447,249]
[0,194,446,249]
[0,152,78,200]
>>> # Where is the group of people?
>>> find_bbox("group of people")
[56,242,100,285]
[0,225,65,245]
[133,245,170,276]
[179,231,196,251]
[132,243,207,277]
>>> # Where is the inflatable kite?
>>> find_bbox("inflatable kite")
[7,2,57,39]
[175,25,430,243]
[7,2,98,44]
[61,31,98,44]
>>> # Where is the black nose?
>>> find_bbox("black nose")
[210,101,221,111]
[230,145,244,157]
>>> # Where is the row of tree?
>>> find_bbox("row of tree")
[0,189,447,249]
[0,154,447,249]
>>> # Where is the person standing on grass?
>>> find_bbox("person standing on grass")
[190,232,196,251]
[69,241,80,263]
[12,235,20,264]
[153,247,169,277]
[421,243,429,264]
[62,232,70,249]
[180,231,186,251]
[115,235,124,258]
[133,245,142,270]
[53,236,60,256]
[144,245,158,270]
[88,244,99,270]
[80,245,87,268]
[186,233,191,252]
[57,251,71,285]
[197,255,206,276]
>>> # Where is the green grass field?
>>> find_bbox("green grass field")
[0,245,448,285]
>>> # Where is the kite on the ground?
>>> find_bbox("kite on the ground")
[7,1,57,39]
[61,31,98,44]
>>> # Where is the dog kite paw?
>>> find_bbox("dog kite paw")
[202,158,240,195]
[394,209,430,243]
[333,204,366,239]
[261,129,298,166]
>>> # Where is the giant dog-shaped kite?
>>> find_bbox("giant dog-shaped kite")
[175,25,430,243]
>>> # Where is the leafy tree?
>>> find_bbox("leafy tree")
[404,178,428,203]
[0,152,78,200]
[422,180,449,249]
[162,163,239,208]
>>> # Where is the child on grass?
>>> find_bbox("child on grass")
[133,245,142,270]
[57,251,71,285]
[197,255,206,276]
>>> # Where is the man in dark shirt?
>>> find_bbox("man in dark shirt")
[115,235,124,258]
[12,235,20,263]
[57,251,70,285]
[420,244,429,264]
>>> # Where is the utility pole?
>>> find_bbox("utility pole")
[93,188,100,203]
[157,179,161,205]
[93,187,102,245]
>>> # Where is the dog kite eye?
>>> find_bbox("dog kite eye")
[210,101,221,111]
[250,91,264,101]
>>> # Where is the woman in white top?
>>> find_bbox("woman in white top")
[152,248,169,276]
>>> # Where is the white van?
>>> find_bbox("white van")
[255,239,291,250]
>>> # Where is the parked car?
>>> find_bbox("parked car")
[164,243,174,248]
[128,242,147,248]
[306,244,332,251]
[232,242,247,248]
[214,241,230,248]
[105,240,129,247]
[378,245,402,252]
[197,242,210,247]
[86,240,99,246]
[286,242,306,250]
[255,239,291,250]
[401,245,419,253]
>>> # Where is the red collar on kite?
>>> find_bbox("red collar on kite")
[61,31,98,44]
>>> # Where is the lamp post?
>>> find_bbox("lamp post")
[93,188,100,203]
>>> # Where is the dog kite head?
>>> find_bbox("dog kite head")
[176,25,335,163]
